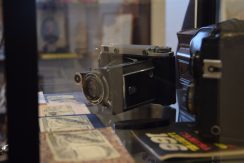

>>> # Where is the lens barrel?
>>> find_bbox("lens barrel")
[78,72,109,105]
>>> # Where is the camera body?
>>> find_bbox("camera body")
[176,19,244,142]
[75,45,176,114]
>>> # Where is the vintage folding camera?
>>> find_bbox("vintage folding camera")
[176,19,244,142]
[74,44,176,114]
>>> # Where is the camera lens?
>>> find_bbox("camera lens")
[82,72,108,105]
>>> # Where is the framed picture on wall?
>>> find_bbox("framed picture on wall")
[37,2,89,59]
[37,5,69,54]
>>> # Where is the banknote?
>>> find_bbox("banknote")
[39,102,90,117]
[47,129,120,161]
[46,94,77,103]
[40,128,135,162]
[38,91,47,104]
[39,115,94,132]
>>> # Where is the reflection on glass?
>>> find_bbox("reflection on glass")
[36,1,244,163]
[37,0,151,93]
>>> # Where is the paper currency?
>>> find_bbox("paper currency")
[39,102,90,117]
[39,115,94,132]
[46,94,77,103]
[40,128,135,163]
[46,129,120,161]
[38,91,47,104]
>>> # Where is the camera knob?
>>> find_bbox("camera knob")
[74,73,82,84]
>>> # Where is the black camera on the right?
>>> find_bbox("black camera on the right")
[176,19,244,142]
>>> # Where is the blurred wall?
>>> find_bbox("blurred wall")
[165,0,189,52]
[220,0,244,21]
[151,0,165,46]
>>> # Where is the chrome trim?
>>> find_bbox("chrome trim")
[123,67,154,76]
[177,52,191,58]
[101,58,139,70]
[194,0,198,28]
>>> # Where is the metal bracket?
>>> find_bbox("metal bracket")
[203,59,222,79]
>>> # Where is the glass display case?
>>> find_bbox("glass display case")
[1,0,244,163]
